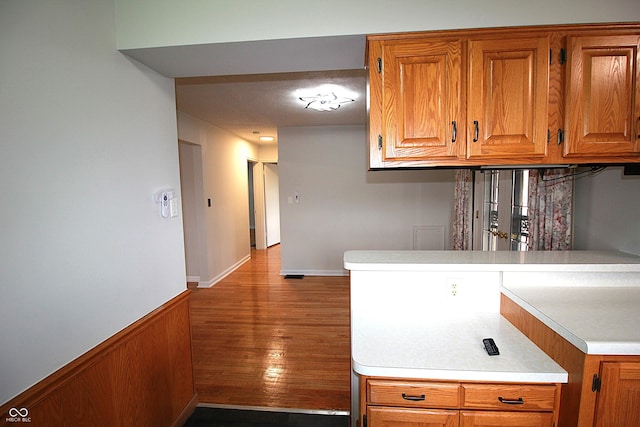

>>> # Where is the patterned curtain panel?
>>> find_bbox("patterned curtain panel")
[452,169,473,250]
[527,168,573,250]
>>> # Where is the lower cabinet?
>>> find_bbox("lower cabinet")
[460,411,554,427]
[363,378,560,427]
[500,294,640,426]
[369,407,458,427]
[593,361,640,427]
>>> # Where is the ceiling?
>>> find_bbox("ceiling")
[175,69,367,145]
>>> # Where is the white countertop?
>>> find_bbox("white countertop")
[502,284,640,355]
[346,249,640,382]
[351,311,568,383]
[344,250,640,272]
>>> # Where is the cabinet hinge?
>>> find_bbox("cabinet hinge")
[547,129,551,144]
[378,134,383,150]
[557,129,565,145]
[363,414,367,427]
[560,48,567,65]
[549,49,553,65]
[592,373,602,392]
[377,57,382,74]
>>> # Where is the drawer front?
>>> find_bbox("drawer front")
[368,380,460,408]
[461,383,557,411]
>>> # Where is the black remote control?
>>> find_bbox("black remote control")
[483,338,500,356]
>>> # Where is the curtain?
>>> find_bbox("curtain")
[452,169,473,250]
[527,168,573,250]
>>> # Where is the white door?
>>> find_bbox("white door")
[264,163,281,247]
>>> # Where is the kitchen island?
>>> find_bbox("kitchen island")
[345,250,640,427]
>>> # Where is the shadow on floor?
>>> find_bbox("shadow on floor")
[184,407,350,427]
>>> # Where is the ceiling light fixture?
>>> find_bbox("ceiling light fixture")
[300,92,355,112]
[296,84,357,112]
[259,136,275,142]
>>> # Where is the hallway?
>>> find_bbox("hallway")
[189,245,351,412]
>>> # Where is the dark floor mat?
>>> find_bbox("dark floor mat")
[183,407,349,427]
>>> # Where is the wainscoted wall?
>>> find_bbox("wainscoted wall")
[0,291,196,427]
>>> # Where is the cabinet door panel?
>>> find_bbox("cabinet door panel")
[368,407,458,427]
[467,36,549,159]
[383,39,462,160]
[594,362,640,427]
[460,411,554,427]
[565,34,640,157]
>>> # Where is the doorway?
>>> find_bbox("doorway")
[178,140,206,284]
[473,169,530,251]
[263,163,281,247]
[247,161,280,250]
[247,161,257,247]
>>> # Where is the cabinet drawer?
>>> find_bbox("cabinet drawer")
[368,380,460,408]
[461,383,557,411]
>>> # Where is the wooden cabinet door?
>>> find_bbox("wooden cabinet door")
[564,34,640,158]
[467,36,550,160]
[381,39,463,161]
[460,411,554,427]
[594,362,640,427]
[368,407,458,427]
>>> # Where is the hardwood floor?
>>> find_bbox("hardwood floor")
[189,245,351,412]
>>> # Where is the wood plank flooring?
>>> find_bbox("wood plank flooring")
[189,245,351,412]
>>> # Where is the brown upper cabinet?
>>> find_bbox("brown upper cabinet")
[467,35,549,161]
[380,38,463,162]
[564,34,640,159]
[367,24,640,169]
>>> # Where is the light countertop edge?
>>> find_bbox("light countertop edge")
[500,286,590,354]
[344,250,640,272]
[352,362,568,384]
[500,285,640,355]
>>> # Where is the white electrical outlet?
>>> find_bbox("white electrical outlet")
[446,278,464,297]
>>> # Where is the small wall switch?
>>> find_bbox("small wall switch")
[169,198,179,218]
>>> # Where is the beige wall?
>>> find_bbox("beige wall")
[115,0,640,49]
[574,167,640,256]
[0,0,186,405]
[278,125,457,275]
[177,112,264,285]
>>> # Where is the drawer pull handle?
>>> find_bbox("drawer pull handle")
[402,393,426,401]
[498,397,524,405]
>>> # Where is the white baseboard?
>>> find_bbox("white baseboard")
[198,254,251,288]
[280,269,349,277]
[186,275,200,283]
